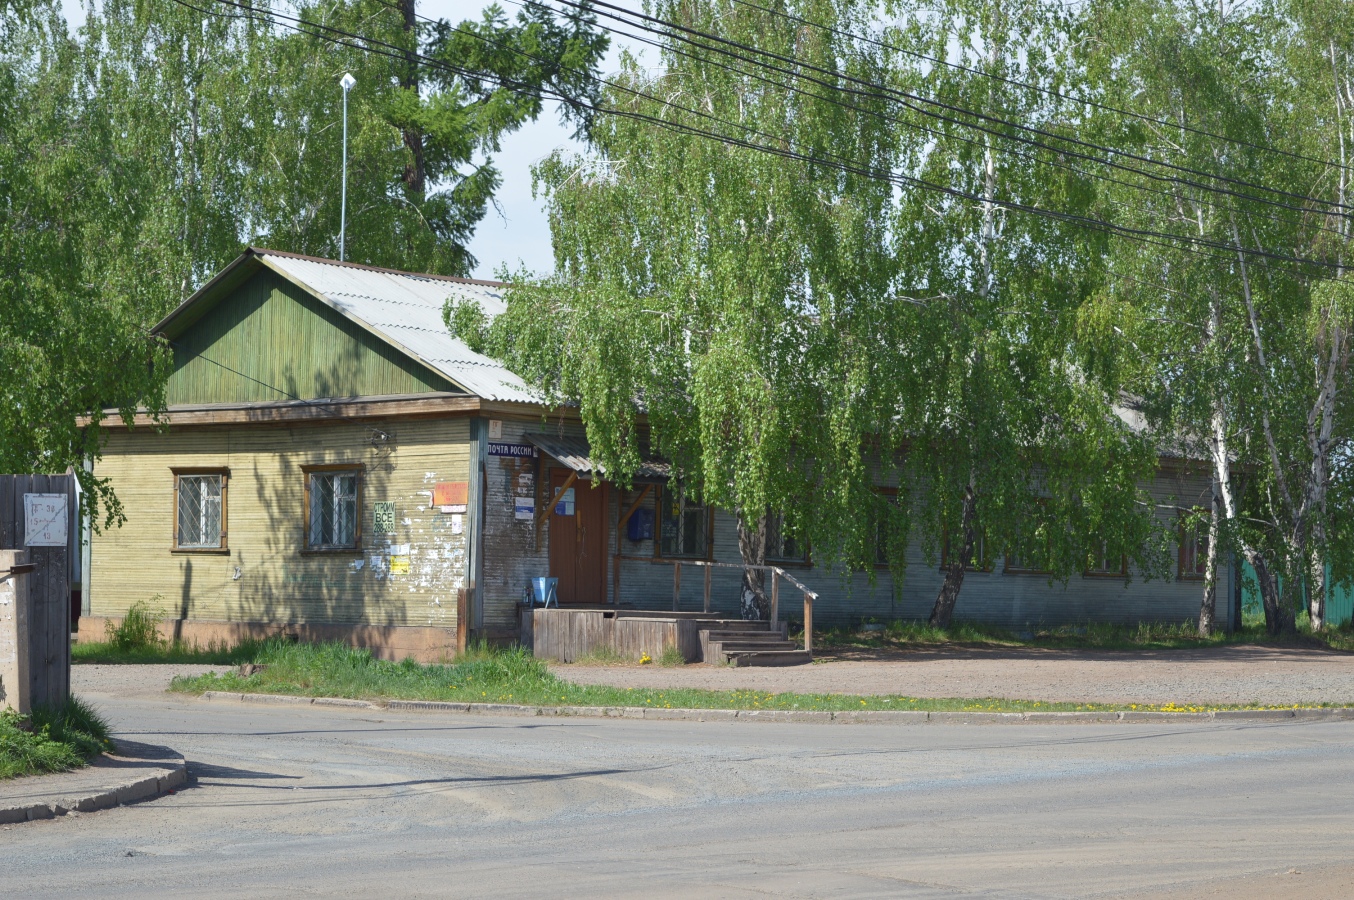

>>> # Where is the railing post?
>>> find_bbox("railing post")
[770,570,779,630]
[803,590,812,657]
[703,564,711,614]
[673,562,682,611]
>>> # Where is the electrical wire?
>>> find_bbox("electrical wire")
[170,0,1344,272]
[536,0,1352,244]
[723,0,1354,179]
[562,0,1354,217]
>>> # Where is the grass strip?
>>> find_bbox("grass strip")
[812,617,1354,653]
[169,640,1340,714]
[73,638,268,665]
[0,697,114,780]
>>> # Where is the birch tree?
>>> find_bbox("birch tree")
[1083,0,1353,634]
[451,0,904,619]
[879,0,1164,627]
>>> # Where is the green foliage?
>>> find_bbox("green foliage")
[104,600,166,653]
[0,696,113,780]
[453,0,1165,623]
[0,0,606,526]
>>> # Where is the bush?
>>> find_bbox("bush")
[104,599,166,652]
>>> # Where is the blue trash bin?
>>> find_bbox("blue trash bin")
[530,577,559,608]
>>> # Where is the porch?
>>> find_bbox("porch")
[522,607,805,666]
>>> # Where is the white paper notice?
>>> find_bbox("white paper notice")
[23,494,67,547]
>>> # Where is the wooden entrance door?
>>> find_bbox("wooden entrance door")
[548,470,608,604]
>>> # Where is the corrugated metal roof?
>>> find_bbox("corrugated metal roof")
[524,433,671,482]
[257,251,538,403]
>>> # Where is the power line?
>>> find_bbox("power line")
[545,0,1351,245]
[724,0,1354,180]
[564,0,1354,218]
[173,0,1343,272]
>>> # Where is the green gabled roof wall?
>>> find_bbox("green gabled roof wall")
[163,266,462,405]
[154,248,538,407]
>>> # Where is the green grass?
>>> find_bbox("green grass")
[810,614,1354,653]
[168,639,1333,714]
[73,637,269,665]
[0,696,114,780]
[76,597,273,664]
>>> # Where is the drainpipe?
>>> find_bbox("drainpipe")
[465,417,488,636]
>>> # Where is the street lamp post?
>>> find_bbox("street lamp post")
[339,72,356,261]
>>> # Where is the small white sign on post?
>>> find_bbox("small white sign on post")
[23,493,68,547]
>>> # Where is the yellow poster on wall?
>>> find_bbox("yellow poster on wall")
[389,555,410,575]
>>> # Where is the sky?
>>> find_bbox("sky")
[423,0,632,280]
[59,0,634,280]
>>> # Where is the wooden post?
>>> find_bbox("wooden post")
[803,590,813,657]
[456,587,469,653]
[673,562,682,611]
[770,570,779,630]
[703,564,711,613]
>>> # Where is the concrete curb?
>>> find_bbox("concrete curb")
[0,742,187,825]
[199,691,1354,726]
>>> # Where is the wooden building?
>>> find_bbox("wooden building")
[82,249,1239,661]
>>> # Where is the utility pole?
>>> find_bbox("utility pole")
[339,72,356,261]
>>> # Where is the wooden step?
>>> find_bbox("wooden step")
[726,649,813,667]
[704,636,796,649]
[701,627,778,639]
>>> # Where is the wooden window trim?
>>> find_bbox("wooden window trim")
[1177,511,1209,582]
[1083,550,1129,578]
[171,467,230,554]
[653,485,714,561]
[1004,559,1054,576]
[301,464,365,554]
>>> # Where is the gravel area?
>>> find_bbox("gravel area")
[552,645,1354,707]
[72,664,232,699]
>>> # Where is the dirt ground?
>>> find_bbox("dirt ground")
[551,645,1354,706]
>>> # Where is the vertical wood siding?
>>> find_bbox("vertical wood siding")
[166,269,460,405]
[90,418,471,628]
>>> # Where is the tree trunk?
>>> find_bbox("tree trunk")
[737,510,768,620]
[398,0,426,200]
[1248,551,1291,635]
[1309,551,1328,632]
[1198,477,1221,638]
[930,484,976,629]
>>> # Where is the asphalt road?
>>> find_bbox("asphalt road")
[3,683,1354,898]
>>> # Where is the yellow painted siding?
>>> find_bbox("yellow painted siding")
[91,418,471,628]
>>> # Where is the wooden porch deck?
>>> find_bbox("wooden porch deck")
[523,606,806,666]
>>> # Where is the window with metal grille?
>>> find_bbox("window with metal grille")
[306,468,361,550]
[174,471,225,550]
[657,486,709,559]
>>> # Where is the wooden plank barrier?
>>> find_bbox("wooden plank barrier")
[0,474,74,709]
